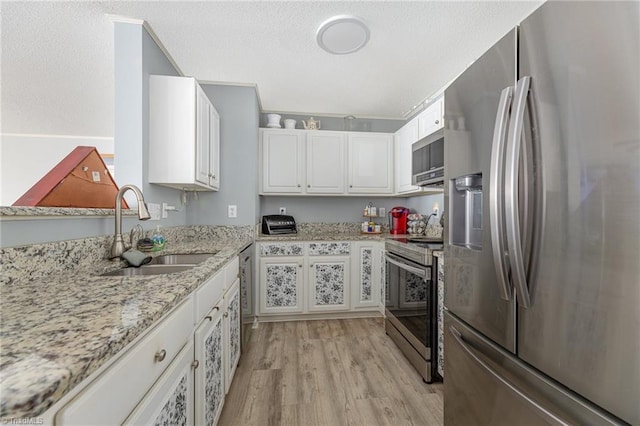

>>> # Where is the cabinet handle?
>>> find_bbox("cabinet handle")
[224,311,229,318]
[154,349,167,363]
[191,360,200,369]
[212,174,216,179]
[205,315,212,321]
[309,264,314,267]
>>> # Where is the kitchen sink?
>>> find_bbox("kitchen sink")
[148,252,218,265]
[100,264,195,277]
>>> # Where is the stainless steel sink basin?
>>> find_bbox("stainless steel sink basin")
[148,252,218,265]
[101,264,195,277]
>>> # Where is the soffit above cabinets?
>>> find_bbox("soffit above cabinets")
[1,1,542,137]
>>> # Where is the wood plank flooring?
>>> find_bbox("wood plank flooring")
[219,318,443,426]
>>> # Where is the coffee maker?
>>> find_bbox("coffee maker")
[389,206,410,234]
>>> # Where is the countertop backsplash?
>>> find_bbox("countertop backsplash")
[0,225,255,287]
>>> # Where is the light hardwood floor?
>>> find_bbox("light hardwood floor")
[219,318,444,426]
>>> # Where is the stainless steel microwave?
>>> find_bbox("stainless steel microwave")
[412,129,444,186]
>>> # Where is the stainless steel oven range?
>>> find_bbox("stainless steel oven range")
[385,237,443,383]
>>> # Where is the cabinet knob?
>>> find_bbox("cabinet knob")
[212,174,216,179]
[307,185,311,188]
[154,349,167,363]
[349,185,353,188]
[191,360,200,369]
[435,120,440,124]
[298,264,302,268]
[297,184,301,188]
[223,311,229,318]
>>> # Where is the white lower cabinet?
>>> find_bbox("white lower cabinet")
[124,340,195,425]
[308,256,350,312]
[258,241,383,317]
[54,257,241,426]
[223,278,241,394]
[194,303,225,426]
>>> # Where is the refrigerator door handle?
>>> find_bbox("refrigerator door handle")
[505,76,533,308]
[489,86,514,301]
[449,326,570,426]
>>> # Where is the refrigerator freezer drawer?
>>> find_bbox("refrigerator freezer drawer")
[444,312,623,426]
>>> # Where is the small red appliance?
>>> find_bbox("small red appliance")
[389,206,410,235]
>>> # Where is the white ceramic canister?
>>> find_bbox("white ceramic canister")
[266,114,281,128]
[284,119,296,129]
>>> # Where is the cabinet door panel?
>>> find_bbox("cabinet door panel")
[348,133,393,193]
[395,119,421,193]
[306,132,345,193]
[418,97,444,139]
[209,105,220,189]
[259,258,304,313]
[351,243,381,309]
[123,341,194,426]
[308,256,350,312]
[224,279,241,394]
[196,85,211,186]
[261,130,304,193]
[194,307,224,426]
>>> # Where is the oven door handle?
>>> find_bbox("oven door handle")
[385,254,428,279]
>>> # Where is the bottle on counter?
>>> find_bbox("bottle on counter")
[152,225,166,251]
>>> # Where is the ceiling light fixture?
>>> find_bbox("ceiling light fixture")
[316,15,370,55]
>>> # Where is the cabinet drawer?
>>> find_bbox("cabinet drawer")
[195,271,224,324]
[56,297,194,425]
[259,242,304,257]
[224,256,239,290]
[308,242,350,256]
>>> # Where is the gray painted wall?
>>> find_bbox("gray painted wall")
[405,192,445,224]
[0,216,142,247]
[114,22,186,230]
[186,85,260,226]
[259,192,445,225]
[260,113,404,133]
[260,196,404,224]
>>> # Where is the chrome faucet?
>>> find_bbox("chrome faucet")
[110,184,151,259]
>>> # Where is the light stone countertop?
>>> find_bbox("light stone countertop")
[433,250,444,258]
[256,231,387,242]
[0,237,252,419]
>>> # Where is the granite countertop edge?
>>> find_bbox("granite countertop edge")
[0,238,252,419]
[256,232,387,242]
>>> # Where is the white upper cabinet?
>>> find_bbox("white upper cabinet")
[306,131,345,194]
[149,75,220,191]
[417,96,444,139]
[260,129,305,193]
[347,132,393,194]
[394,118,421,194]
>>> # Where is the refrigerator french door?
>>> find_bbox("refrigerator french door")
[444,2,639,425]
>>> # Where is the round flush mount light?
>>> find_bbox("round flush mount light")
[316,15,370,55]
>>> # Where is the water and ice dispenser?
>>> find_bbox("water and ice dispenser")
[450,173,483,249]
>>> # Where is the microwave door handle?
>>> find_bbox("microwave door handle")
[385,255,427,279]
[489,86,514,301]
[505,76,532,308]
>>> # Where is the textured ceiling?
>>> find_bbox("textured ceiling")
[1,1,543,137]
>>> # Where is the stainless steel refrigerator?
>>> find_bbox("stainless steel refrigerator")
[443,2,639,425]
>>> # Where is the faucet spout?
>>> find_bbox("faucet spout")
[110,184,151,259]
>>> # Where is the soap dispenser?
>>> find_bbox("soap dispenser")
[152,225,166,251]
